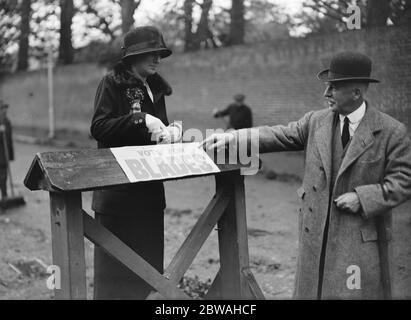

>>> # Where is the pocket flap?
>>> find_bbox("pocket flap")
[297,186,305,200]
[360,222,392,242]
[360,225,378,242]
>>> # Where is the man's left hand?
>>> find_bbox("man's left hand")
[334,192,362,214]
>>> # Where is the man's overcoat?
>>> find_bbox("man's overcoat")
[245,104,411,299]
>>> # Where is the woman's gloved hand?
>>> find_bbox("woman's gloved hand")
[145,114,169,143]
[145,114,167,133]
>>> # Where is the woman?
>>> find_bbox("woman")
[90,26,181,299]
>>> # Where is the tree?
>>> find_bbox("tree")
[228,0,245,45]
[366,0,390,28]
[120,0,142,34]
[58,0,75,64]
[298,0,411,33]
[79,0,119,41]
[183,0,195,51]
[17,0,32,71]
[390,0,411,25]
[191,0,217,50]
[0,0,19,74]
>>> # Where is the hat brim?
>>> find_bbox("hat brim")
[317,69,380,83]
[122,48,172,60]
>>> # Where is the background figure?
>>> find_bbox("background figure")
[0,101,14,200]
[213,94,253,129]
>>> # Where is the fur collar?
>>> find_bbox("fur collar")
[109,62,172,96]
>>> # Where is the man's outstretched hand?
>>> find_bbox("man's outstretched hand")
[199,132,236,152]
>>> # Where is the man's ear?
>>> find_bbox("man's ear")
[352,87,362,101]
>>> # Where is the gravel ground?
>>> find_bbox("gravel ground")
[0,141,410,299]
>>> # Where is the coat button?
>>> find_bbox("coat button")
[304,227,309,233]
[319,166,324,171]
[309,207,313,212]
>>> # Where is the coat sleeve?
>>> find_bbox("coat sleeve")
[236,111,313,154]
[214,105,232,118]
[90,76,148,145]
[355,123,411,219]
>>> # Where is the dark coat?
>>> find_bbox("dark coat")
[90,71,172,215]
[0,117,14,166]
[90,70,173,299]
[243,104,411,299]
[215,103,252,129]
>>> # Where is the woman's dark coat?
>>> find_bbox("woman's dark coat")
[91,71,172,215]
[90,70,172,299]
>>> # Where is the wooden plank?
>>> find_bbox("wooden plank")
[49,192,86,299]
[24,148,247,192]
[242,269,265,300]
[82,210,189,299]
[216,171,253,299]
[164,186,230,284]
[24,154,52,191]
[205,269,222,300]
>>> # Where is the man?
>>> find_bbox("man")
[213,94,253,129]
[0,100,14,201]
[202,52,411,299]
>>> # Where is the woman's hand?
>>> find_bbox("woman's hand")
[145,114,167,133]
[145,114,170,143]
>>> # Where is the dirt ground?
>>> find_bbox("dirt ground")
[0,141,410,300]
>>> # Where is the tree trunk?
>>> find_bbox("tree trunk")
[366,0,390,28]
[184,0,195,52]
[120,0,141,34]
[398,0,411,25]
[192,0,213,50]
[228,0,245,45]
[58,0,74,65]
[17,0,31,71]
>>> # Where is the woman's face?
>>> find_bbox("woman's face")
[130,52,162,78]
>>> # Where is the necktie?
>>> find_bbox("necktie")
[342,116,350,148]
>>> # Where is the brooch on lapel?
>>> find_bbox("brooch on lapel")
[125,87,145,114]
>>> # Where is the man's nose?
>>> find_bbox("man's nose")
[324,85,332,98]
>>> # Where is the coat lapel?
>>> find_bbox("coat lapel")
[314,111,335,186]
[336,104,382,180]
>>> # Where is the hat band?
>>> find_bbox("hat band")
[328,70,371,79]
[123,40,165,56]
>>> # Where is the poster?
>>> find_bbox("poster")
[110,142,220,183]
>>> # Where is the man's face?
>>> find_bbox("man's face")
[323,81,357,115]
[131,52,161,78]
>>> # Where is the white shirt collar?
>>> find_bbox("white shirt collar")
[143,81,154,102]
[339,101,366,124]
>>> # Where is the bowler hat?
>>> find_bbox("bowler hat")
[122,26,172,60]
[317,51,379,83]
